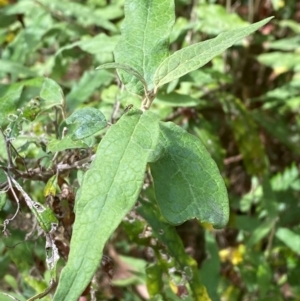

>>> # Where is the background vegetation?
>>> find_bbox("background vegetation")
[0,0,299,300]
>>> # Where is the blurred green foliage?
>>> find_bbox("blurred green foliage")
[0,0,300,300]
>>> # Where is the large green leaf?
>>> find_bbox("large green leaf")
[154,17,273,88]
[114,0,175,95]
[53,109,160,301]
[150,122,229,228]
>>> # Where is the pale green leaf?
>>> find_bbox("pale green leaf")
[72,34,120,54]
[195,4,248,35]
[267,36,300,51]
[276,228,300,255]
[154,17,273,88]
[47,136,89,153]
[150,122,229,228]
[257,52,300,72]
[65,108,107,140]
[40,78,64,109]
[53,110,160,301]
[0,59,37,78]
[114,0,175,95]
[56,34,120,56]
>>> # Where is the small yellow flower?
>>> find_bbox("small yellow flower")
[219,244,245,265]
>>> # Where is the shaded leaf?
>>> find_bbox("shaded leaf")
[150,122,229,228]
[155,91,203,107]
[138,200,212,301]
[66,70,114,111]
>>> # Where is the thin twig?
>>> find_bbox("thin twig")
[264,217,279,258]
[1,172,21,235]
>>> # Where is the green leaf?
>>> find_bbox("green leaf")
[257,261,272,298]
[53,109,160,301]
[56,33,120,56]
[0,59,37,78]
[146,264,164,297]
[47,136,89,153]
[257,52,300,73]
[276,228,300,255]
[247,219,277,247]
[96,63,147,88]
[154,17,273,88]
[38,0,117,32]
[150,122,229,228]
[199,231,221,301]
[267,36,300,51]
[252,110,300,155]
[138,200,212,301]
[0,192,6,211]
[195,3,248,35]
[114,0,175,95]
[155,91,203,107]
[66,70,114,111]
[22,97,41,121]
[0,84,23,126]
[222,98,268,175]
[39,78,64,109]
[65,108,107,140]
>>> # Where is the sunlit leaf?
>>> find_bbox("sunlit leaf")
[53,110,160,301]
[154,17,273,88]
[114,0,175,94]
